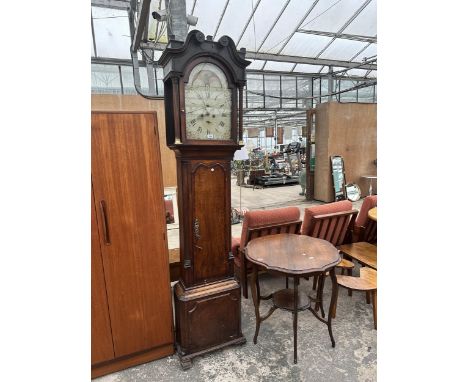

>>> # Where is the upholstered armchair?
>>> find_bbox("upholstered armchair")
[300,200,359,314]
[354,195,377,243]
[231,206,302,299]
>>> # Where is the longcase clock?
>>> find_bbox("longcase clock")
[159,30,250,368]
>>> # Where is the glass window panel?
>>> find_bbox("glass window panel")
[345,68,369,77]
[281,76,297,107]
[246,74,264,109]
[263,61,295,72]
[321,77,329,103]
[313,78,321,105]
[92,64,121,94]
[366,70,377,78]
[300,0,368,33]
[343,0,376,37]
[190,0,229,36]
[121,65,137,94]
[215,0,257,42]
[92,7,131,59]
[352,43,377,62]
[264,75,280,108]
[358,83,374,103]
[320,38,369,61]
[259,0,314,54]
[139,66,150,93]
[238,0,289,51]
[294,64,323,74]
[340,80,357,102]
[247,60,266,70]
[282,33,332,57]
[297,77,312,108]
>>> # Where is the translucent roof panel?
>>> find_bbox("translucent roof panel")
[319,38,369,61]
[352,42,377,62]
[214,0,255,41]
[343,0,376,36]
[344,68,370,77]
[237,0,289,51]
[263,61,295,72]
[189,0,229,36]
[293,64,323,73]
[366,70,377,78]
[282,33,332,58]
[300,0,368,33]
[258,0,314,54]
[246,59,266,70]
[92,7,131,59]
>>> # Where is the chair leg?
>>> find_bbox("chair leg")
[312,275,318,290]
[371,290,377,329]
[347,268,353,297]
[366,291,371,304]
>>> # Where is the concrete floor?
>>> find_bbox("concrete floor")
[97,180,375,382]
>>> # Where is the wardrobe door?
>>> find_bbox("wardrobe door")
[91,186,114,364]
[91,112,173,358]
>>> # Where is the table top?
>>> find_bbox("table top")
[368,207,377,221]
[245,233,340,275]
[338,242,377,270]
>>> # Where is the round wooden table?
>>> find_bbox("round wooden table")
[368,207,377,221]
[245,234,341,363]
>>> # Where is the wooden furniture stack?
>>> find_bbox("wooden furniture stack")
[91,112,174,378]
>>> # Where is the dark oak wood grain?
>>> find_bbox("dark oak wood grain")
[91,112,174,372]
[245,234,341,274]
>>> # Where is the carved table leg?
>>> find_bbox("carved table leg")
[293,276,299,364]
[250,264,261,344]
[328,267,338,347]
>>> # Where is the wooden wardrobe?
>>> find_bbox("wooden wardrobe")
[91,112,174,378]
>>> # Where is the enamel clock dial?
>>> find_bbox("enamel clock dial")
[185,63,232,140]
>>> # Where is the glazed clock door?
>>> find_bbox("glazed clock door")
[184,62,232,141]
[191,161,230,284]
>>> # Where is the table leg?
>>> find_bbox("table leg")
[328,268,338,347]
[250,264,261,344]
[293,276,298,364]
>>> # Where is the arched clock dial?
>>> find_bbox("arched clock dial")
[185,63,232,140]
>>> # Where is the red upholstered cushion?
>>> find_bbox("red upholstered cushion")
[355,195,377,228]
[301,200,352,236]
[239,206,300,250]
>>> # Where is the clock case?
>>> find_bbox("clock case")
[159,31,250,368]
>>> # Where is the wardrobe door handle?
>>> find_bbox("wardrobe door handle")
[100,200,111,245]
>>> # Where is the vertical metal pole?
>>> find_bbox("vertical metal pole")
[328,66,333,102]
[91,12,97,57]
[295,76,298,108]
[262,74,266,108]
[165,0,188,41]
[279,75,282,109]
[118,65,124,94]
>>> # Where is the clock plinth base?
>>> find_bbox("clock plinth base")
[174,279,246,369]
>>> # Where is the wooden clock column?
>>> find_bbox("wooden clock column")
[159,31,250,368]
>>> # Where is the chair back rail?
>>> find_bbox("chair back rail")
[246,220,302,244]
[306,210,358,246]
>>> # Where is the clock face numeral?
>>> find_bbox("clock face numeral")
[185,63,232,141]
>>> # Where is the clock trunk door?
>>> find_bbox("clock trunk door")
[191,161,230,284]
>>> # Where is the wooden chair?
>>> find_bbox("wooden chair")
[232,207,302,298]
[300,201,359,308]
[354,195,377,243]
[334,267,377,329]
